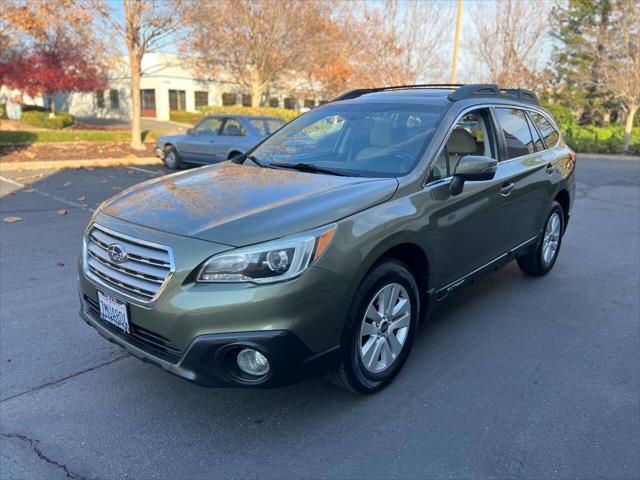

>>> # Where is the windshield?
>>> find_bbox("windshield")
[249,103,445,177]
[249,118,285,136]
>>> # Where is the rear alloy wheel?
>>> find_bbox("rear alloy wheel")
[331,259,419,393]
[163,145,182,169]
[517,201,564,276]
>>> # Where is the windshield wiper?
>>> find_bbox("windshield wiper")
[239,154,265,168]
[269,162,352,177]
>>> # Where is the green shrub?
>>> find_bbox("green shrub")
[0,103,6,119]
[542,103,576,131]
[169,110,204,125]
[199,105,301,123]
[21,110,75,129]
[563,125,640,154]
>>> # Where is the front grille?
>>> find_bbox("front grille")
[84,295,182,363]
[84,224,174,303]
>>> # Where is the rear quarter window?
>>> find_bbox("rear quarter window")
[531,112,559,148]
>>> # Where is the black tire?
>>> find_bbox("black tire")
[163,145,182,169]
[517,201,564,276]
[331,259,420,394]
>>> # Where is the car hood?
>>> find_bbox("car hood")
[101,162,398,246]
[157,133,187,143]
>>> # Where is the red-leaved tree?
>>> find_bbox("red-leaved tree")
[1,35,106,115]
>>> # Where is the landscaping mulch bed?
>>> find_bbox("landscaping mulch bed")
[0,142,156,163]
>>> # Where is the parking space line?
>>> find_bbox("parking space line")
[0,175,96,212]
[127,166,160,175]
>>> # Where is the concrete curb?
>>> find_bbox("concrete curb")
[0,157,162,172]
[578,153,640,161]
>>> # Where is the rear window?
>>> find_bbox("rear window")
[249,118,285,136]
[495,108,535,159]
[531,112,559,148]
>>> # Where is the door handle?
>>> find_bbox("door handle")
[500,182,515,196]
[546,163,554,174]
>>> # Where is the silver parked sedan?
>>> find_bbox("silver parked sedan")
[155,115,285,169]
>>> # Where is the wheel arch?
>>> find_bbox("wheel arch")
[554,188,570,230]
[345,238,432,326]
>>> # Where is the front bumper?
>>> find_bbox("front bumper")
[154,145,165,159]
[79,301,341,387]
[78,216,349,387]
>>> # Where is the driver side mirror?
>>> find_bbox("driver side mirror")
[449,155,497,196]
[186,128,194,135]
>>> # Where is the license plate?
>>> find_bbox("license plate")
[97,291,130,333]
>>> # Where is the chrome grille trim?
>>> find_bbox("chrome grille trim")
[83,224,175,305]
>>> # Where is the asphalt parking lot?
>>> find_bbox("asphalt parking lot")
[0,157,638,480]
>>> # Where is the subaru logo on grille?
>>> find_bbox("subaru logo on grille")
[107,243,128,264]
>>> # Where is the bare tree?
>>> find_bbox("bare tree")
[377,0,454,84]
[465,0,551,89]
[95,0,183,150]
[592,0,639,152]
[182,0,330,108]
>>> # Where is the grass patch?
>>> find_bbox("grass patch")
[0,130,161,145]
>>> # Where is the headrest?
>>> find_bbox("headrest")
[370,119,393,147]
[446,128,476,154]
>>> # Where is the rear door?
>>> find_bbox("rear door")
[424,108,516,287]
[493,107,556,247]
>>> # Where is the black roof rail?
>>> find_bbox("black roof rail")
[332,84,462,102]
[332,83,539,105]
[501,88,539,104]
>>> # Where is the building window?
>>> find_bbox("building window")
[284,97,296,110]
[109,89,119,109]
[222,93,237,106]
[304,99,315,109]
[242,94,252,107]
[319,100,328,105]
[169,90,186,111]
[95,90,105,109]
[269,97,279,108]
[194,91,209,109]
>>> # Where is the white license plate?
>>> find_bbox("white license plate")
[97,291,130,333]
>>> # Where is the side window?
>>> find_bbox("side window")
[428,109,496,182]
[495,108,535,159]
[526,113,544,151]
[193,117,222,134]
[531,112,559,148]
[221,118,246,136]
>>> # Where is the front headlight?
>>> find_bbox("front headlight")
[197,224,336,284]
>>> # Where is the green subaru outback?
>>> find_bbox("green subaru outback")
[78,84,576,393]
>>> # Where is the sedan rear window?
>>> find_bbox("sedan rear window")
[250,103,445,177]
[249,118,285,136]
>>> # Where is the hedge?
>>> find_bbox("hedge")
[170,105,302,125]
[563,125,640,154]
[20,110,75,129]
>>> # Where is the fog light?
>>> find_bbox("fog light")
[236,348,270,376]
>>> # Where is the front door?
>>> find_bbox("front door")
[178,117,222,163]
[141,89,156,117]
[424,108,515,288]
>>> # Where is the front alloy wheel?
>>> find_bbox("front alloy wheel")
[331,259,419,393]
[359,283,411,374]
